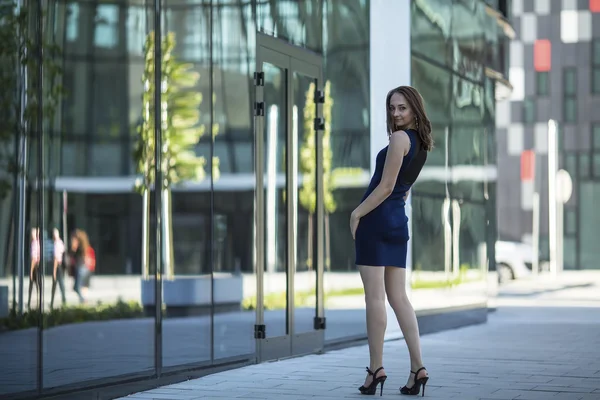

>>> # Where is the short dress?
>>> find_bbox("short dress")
[354,129,427,268]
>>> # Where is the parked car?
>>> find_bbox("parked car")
[495,241,534,284]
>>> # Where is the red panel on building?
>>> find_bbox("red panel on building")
[591,0,600,13]
[521,150,535,182]
[534,40,551,72]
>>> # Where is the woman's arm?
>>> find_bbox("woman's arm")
[352,131,411,219]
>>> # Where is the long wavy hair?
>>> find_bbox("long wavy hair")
[386,86,434,151]
[72,229,90,255]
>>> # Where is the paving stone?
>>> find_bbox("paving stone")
[118,277,600,400]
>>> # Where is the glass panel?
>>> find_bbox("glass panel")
[593,154,600,178]
[410,56,450,206]
[564,98,577,123]
[523,99,536,124]
[94,4,120,50]
[564,68,576,96]
[565,208,577,235]
[411,0,454,67]
[410,12,491,313]
[39,1,154,390]
[211,0,256,360]
[0,11,40,388]
[564,153,577,178]
[256,0,322,52]
[593,125,600,150]
[580,154,590,179]
[593,68,600,94]
[161,3,212,368]
[593,40,600,66]
[293,71,318,334]
[455,201,488,297]
[536,72,549,96]
[322,0,370,343]
[579,183,600,269]
[263,62,288,338]
[563,236,577,270]
[412,196,446,274]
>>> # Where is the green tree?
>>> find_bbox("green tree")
[0,1,64,315]
[299,81,335,270]
[0,1,63,201]
[133,31,207,279]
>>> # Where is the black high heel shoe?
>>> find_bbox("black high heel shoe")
[358,366,387,396]
[400,366,429,396]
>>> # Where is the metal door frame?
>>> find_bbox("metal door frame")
[254,33,325,362]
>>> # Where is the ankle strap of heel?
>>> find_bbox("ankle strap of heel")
[366,366,385,378]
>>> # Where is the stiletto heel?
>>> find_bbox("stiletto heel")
[400,366,429,396]
[358,366,387,396]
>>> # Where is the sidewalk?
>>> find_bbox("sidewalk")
[117,273,600,400]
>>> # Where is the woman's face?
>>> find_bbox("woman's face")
[71,236,79,249]
[389,92,415,131]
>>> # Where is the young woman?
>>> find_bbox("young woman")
[69,229,92,303]
[351,86,433,396]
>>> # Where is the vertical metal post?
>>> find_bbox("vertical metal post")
[287,70,295,340]
[153,0,163,377]
[208,0,215,363]
[532,192,540,276]
[548,119,558,278]
[35,0,45,392]
[557,194,564,274]
[451,200,461,279]
[16,0,29,316]
[62,191,67,245]
[141,189,149,279]
[315,77,325,329]
[254,67,265,361]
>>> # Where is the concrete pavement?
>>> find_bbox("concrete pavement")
[117,272,600,400]
[0,277,488,395]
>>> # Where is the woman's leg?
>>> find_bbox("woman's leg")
[359,265,387,385]
[384,266,427,387]
[50,274,57,309]
[74,266,85,303]
[57,265,67,305]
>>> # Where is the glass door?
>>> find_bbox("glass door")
[254,35,325,362]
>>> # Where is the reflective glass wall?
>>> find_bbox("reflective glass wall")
[0,0,370,397]
[409,0,502,309]
[0,0,506,398]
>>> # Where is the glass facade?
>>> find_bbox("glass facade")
[0,0,507,398]
[408,0,501,309]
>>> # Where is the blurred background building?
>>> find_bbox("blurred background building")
[496,0,600,271]
[0,0,510,398]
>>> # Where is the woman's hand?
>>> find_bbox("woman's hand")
[350,211,361,240]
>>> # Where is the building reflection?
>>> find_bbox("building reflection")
[0,0,510,398]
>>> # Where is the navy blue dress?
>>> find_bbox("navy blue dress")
[355,129,427,268]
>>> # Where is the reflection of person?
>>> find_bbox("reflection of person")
[27,227,40,310]
[69,229,91,303]
[50,228,66,308]
[351,86,433,396]
[81,230,95,298]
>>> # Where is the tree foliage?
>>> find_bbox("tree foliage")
[0,1,64,200]
[299,80,336,214]
[133,31,206,191]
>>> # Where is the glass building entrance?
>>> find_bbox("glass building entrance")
[254,34,325,361]
[0,0,509,398]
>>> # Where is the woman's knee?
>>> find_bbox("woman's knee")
[385,285,409,307]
